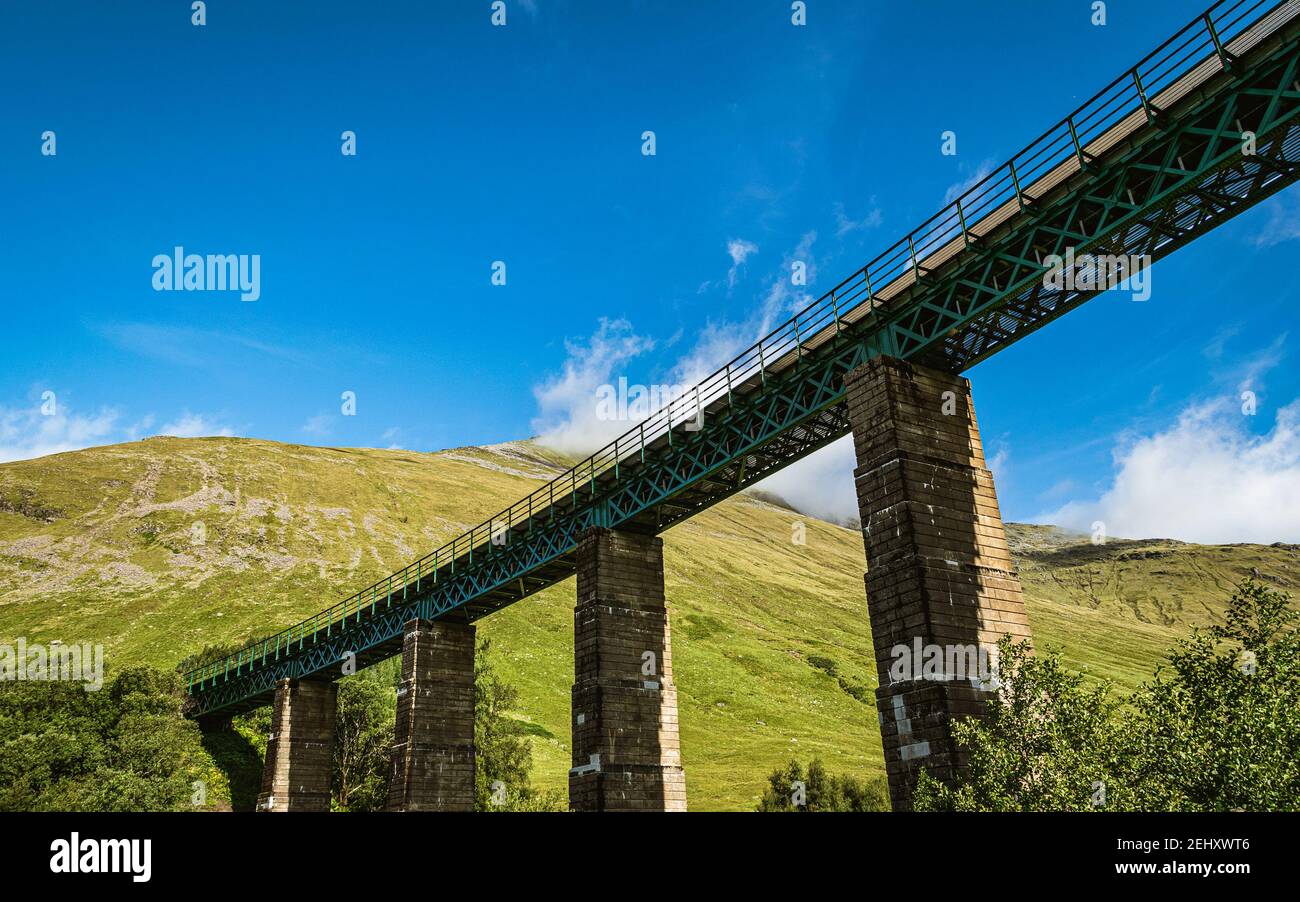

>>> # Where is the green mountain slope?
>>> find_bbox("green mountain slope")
[1,436,1295,810]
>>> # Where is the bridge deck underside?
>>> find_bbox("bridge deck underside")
[187,5,1300,718]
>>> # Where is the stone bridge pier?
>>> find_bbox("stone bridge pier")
[569,528,687,811]
[254,618,478,813]
[844,356,1032,811]
[256,678,337,812]
[387,619,477,812]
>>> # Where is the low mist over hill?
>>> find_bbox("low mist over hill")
[1,436,1295,809]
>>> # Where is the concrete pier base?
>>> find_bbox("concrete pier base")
[256,678,337,812]
[386,618,476,812]
[844,356,1032,810]
[569,528,687,811]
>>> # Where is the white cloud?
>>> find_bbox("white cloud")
[753,434,858,526]
[0,403,121,463]
[531,318,655,454]
[534,234,818,459]
[0,397,241,465]
[1251,191,1300,248]
[99,323,307,369]
[1229,333,1286,393]
[159,412,235,438]
[1202,325,1241,362]
[727,239,758,265]
[0,397,241,462]
[124,414,156,442]
[987,444,1010,489]
[301,413,334,438]
[1039,477,1078,503]
[943,158,997,205]
[670,231,817,389]
[754,434,1010,530]
[1037,397,1300,544]
[833,200,882,237]
[726,238,758,290]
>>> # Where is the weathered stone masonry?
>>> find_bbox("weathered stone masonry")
[387,618,477,812]
[844,356,1032,810]
[570,528,687,811]
[256,678,337,812]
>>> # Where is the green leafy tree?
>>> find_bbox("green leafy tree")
[1128,578,1300,810]
[332,675,395,811]
[914,579,1300,812]
[757,758,806,811]
[473,638,564,811]
[912,639,1128,811]
[757,757,889,811]
[0,666,227,812]
[322,638,562,812]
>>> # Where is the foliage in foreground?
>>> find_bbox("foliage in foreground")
[756,757,890,811]
[914,579,1300,811]
[0,637,563,812]
[332,673,394,811]
[0,666,228,811]
[473,639,566,811]
[328,636,563,811]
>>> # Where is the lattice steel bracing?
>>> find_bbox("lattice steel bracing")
[186,0,1300,718]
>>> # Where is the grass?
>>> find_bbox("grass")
[1,436,1295,810]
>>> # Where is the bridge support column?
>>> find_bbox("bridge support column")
[256,678,337,812]
[387,619,476,811]
[570,528,687,811]
[844,356,1032,811]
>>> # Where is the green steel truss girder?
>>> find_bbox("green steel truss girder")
[185,16,1300,719]
[923,48,1300,370]
[185,598,422,716]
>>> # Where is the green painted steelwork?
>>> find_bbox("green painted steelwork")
[184,0,1300,717]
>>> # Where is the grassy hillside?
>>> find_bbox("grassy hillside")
[1,436,1295,810]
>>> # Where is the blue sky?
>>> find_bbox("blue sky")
[2,0,1298,542]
